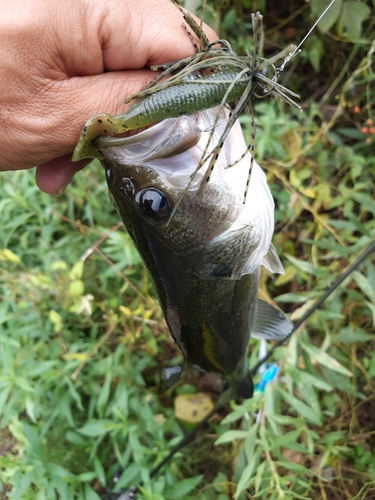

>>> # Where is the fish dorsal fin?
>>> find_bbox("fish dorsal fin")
[251,299,293,340]
[261,243,284,274]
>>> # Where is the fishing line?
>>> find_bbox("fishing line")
[250,238,375,375]
[110,238,375,499]
[277,0,337,74]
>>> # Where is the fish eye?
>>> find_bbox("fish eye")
[136,188,170,222]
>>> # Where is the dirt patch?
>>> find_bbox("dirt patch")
[0,428,17,499]
[0,428,17,458]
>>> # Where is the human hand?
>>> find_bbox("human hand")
[0,0,215,194]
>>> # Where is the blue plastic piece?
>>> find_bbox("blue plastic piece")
[254,363,279,393]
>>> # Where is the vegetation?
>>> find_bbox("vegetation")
[1,0,374,498]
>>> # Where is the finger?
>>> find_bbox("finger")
[35,155,88,194]
[2,69,158,171]
[96,0,218,71]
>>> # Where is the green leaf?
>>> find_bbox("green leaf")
[352,271,375,303]
[264,383,281,435]
[333,326,374,343]
[97,372,113,417]
[274,265,297,287]
[290,299,320,322]
[76,472,97,483]
[84,483,101,500]
[115,463,141,490]
[318,430,346,445]
[286,366,333,392]
[284,254,324,276]
[311,0,342,32]
[76,419,122,437]
[278,388,321,425]
[337,127,367,140]
[365,301,375,325]
[44,463,76,480]
[14,377,34,393]
[234,452,260,498]
[255,459,266,493]
[338,1,370,39]
[324,369,364,398]
[25,397,37,423]
[164,475,203,499]
[296,380,322,421]
[49,310,63,332]
[49,310,62,325]
[215,429,249,445]
[27,360,57,377]
[270,429,302,451]
[23,423,43,457]
[276,460,312,475]
[301,341,353,377]
[244,423,260,463]
[308,36,323,72]
[69,279,85,297]
[0,387,11,415]
[94,457,106,487]
[268,415,302,426]
[0,248,21,264]
[69,260,84,280]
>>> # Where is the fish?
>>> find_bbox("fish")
[100,108,292,401]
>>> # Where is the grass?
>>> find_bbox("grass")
[1,0,375,498]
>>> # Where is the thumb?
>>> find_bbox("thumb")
[34,71,155,195]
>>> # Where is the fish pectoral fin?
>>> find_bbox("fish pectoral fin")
[261,243,284,275]
[162,365,183,388]
[190,228,260,280]
[251,299,293,340]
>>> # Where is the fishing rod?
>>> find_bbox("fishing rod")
[250,238,375,375]
[108,238,375,500]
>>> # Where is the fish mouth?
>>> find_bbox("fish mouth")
[97,123,156,142]
[94,122,160,150]
[95,116,201,158]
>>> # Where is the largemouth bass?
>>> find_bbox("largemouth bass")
[101,109,292,400]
